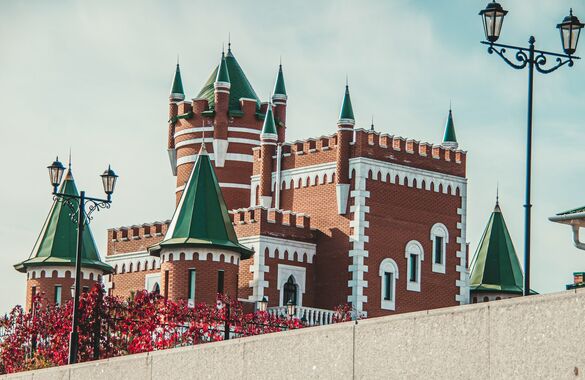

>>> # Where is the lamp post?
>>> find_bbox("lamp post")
[257,297,268,313]
[47,157,118,364]
[286,299,295,318]
[479,2,584,296]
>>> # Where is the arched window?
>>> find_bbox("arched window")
[483,296,489,303]
[379,258,399,311]
[472,297,477,303]
[430,223,449,274]
[283,275,298,306]
[152,282,160,295]
[405,240,424,292]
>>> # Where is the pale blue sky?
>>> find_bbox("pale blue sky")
[1,0,584,312]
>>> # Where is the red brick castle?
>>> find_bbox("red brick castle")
[18,45,469,319]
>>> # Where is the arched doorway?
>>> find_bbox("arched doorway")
[283,275,298,306]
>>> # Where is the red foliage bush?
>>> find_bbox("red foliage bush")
[0,285,352,374]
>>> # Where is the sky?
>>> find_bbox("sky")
[1,0,584,313]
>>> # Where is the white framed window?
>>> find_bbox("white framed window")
[405,240,424,292]
[54,285,62,306]
[379,259,399,310]
[145,273,161,294]
[430,223,449,274]
[277,264,306,307]
[188,268,196,307]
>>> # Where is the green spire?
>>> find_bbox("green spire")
[443,109,458,145]
[469,201,524,294]
[261,105,277,137]
[338,84,355,123]
[215,52,231,84]
[149,145,252,258]
[14,170,113,273]
[170,62,185,101]
[273,64,287,97]
[197,47,259,111]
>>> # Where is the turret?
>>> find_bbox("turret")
[14,168,113,310]
[259,104,278,208]
[168,62,184,176]
[272,63,287,143]
[335,83,355,215]
[442,108,458,149]
[213,52,231,167]
[149,143,253,304]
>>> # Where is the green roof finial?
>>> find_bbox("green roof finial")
[149,146,252,258]
[261,103,278,138]
[338,80,355,124]
[14,169,113,274]
[273,62,287,98]
[170,59,185,101]
[215,51,231,85]
[442,106,458,148]
[469,200,524,294]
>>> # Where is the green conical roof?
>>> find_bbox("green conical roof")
[273,64,287,96]
[149,145,253,258]
[196,48,260,112]
[14,170,113,273]
[261,105,277,136]
[170,63,185,100]
[443,109,457,143]
[215,52,231,84]
[469,202,523,294]
[339,85,355,122]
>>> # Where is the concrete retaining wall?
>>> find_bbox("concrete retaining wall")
[4,289,585,379]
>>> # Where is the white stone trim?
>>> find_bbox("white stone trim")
[214,81,231,89]
[347,163,369,313]
[144,273,161,292]
[175,184,186,193]
[277,264,306,307]
[229,137,260,146]
[174,126,214,139]
[238,235,317,303]
[379,258,399,311]
[430,223,449,274]
[106,251,161,273]
[177,153,254,166]
[348,157,466,195]
[405,240,424,292]
[218,182,251,189]
[253,161,336,192]
[159,249,240,265]
[228,126,261,135]
[456,184,469,304]
[338,119,355,126]
[27,266,104,281]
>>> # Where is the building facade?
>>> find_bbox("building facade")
[104,46,469,318]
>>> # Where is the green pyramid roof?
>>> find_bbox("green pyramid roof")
[273,64,287,97]
[339,85,355,122]
[443,109,457,143]
[14,170,113,274]
[149,145,253,258]
[196,48,260,112]
[261,105,277,136]
[170,63,185,100]
[469,202,524,294]
[215,52,231,84]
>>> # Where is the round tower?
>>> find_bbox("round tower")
[14,169,113,310]
[149,144,253,305]
[272,63,287,143]
[259,104,277,208]
[171,47,264,210]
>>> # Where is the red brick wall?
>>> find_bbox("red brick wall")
[109,269,158,299]
[160,254,239,305]
[262,254,316,308]
[26,272,99,310]
[364,178,462,317]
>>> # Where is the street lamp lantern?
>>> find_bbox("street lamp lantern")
[47,157,66,192]
[257,297,268,312]
[557,9,585,56]
[100,165,118,199]
[479,1,508,43]
[286,299,295,317]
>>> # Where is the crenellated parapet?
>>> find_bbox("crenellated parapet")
[107,220,170,255]
[231,206,314,243]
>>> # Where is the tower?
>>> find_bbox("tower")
[335,82,355,215]
[168,46,263,210]
[469,198,524,303]
[149,144,253,305]
[259,104,277,208]
[14,169,113,310]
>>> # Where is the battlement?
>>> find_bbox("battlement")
[253,129,466,177]
[107,220,171,256]
[230,206,314,242]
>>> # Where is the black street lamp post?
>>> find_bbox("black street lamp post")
[479,2,584,296]
[47,158,118,364]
